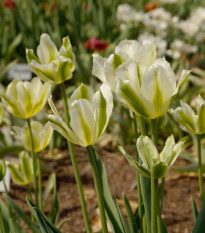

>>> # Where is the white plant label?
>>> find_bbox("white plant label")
[8,64,32,81]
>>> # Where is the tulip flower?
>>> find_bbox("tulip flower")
[8,151,33,185]
[47,83,113,147]
[85,37,109,51]
[0,77,51,119]
[2,0,16,10]
[173,95,205,135]
[26,33,75,84]
[13,121,53,152]
[115,58,191,119]
[119,135,185,179]
[0,160,6,182]
[144,2,158,12]
[92,40,156,92]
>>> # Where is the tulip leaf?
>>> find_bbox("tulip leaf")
[123,195,138,233]
[27,198,62,233]
[3,194,40,233]
[192,197,205,233]
[192,197,198,222]
[92,147,126,233]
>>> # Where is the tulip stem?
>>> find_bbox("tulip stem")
[197,134,204,201]
[60,83,92,233]
[151,119,157,146]
[27,119,39,208]
[151,178,157,233]
[133,117,143,231]
[86,146,108,233]
[37,152,43,210]
[0,204,6,233]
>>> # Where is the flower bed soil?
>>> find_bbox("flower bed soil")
[1,146,203,233]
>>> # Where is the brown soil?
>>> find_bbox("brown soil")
[1,146,203,233]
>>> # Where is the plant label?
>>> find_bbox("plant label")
[8,64,32,81]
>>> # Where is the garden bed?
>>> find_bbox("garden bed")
[1,146,202,233]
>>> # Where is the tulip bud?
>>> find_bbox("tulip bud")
[0,160,6,182]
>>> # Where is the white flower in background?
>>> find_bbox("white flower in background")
[138,33,167,57]
[92,40,156,92]
[159,0,178,4]
[47,84,113,147]
[166,39,198,59]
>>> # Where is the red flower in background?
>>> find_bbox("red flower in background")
[42,0,56,13]
[144,2,158,12]
[2,0,16,9]
[85,37,109,52]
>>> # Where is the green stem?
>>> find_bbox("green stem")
[27,119,39,207]
[150,119,157,146]
[159,177,165,212]
[37,152,42,210]
[60,83,92,233]
[197,134,204,201]
[0,204,6,233]
[139,116,147,136]
[155,179,162,233]
[151,178,157,233]
[133,117,143,231]
[86,146,108,233]
[26,185,35,224]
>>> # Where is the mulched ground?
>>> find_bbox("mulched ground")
[1,145,203,233]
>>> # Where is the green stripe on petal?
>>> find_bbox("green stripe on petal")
[8,164,26,185]
[117,80,150,117]
[137,136,158,169]
[56,57,74,83]
[20,152,33,183]
[96,90,107,138]
[119,146,151,178]
[26,48,40,64]
[71,84,91,102]
[167,140,185,167]
[152,161,168,179]
[160,135,175,164]
[70,99,95,146]
[47,115,80,144]
[198,103,205,134]
[48,98,60,117]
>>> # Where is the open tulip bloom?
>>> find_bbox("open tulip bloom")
[92,40,157,92]
[8,151,33,185]
[13,121,53,152]
[47,83,113,147]
[26,33,75,84]
[173,95,205,135]
[119,135,185,179]
[0,77,51,119]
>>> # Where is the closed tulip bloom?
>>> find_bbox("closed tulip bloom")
[0,77,51,119]
[119,135,185,179]
[116,58,191,119]
[173,95,205,135]
[0,103,4,124]
[92,40,156,92]
[0,159,6,182]
[8,151,33,185]
[47,83,113,147]
[26,33,75,84]
[13,121,53,152]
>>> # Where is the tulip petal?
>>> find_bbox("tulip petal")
[115,40,156,66]
[47,114,80,144]
[119,146,151,178]
[177,69,191,91]
[26,48,41,64]
[137,136,158,169]
[152,161,168,179]
[37,34,58,64]
[93,84,113,138]
[48,98,60,117]
[71,84,92,102]
[167,140,185,167]
[116,80,151,117]
[92,54,107,83]
[197,103,205,134]
[173,102,196,134]
[20,152,33,183]
[0,160,6,181]
[56,56,75,83]
[160,135,175,164]
[70,99,95,146]
[8,164,26,185]
[59,36,74,60]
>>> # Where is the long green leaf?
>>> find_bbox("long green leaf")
[192,197,198,222]
[192,197,205,233]
[123,195,138,233]
[3,194,40,233]
[92,147,125,233]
